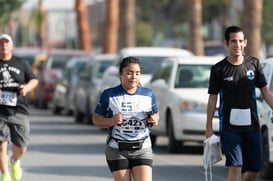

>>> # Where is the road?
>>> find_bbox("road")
[7,107,271,181]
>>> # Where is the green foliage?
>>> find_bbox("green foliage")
[262,0,273,48]
[135,20,153,46]
[135,0,189,47]
[30,9,45,30]
[0,0,25,16]
[202,0,231,22]
[135,0,232,45]
[173,24,189,39]
[0,0,25,31]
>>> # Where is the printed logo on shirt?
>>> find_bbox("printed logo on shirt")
[224,76,233,81]
[121,102,133,111]
[247,70,255,80]
[0,64,20,88]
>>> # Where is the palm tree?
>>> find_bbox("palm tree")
[0,0,25,34]
[187,0,203,56]
[243,0,262,58]
[119,0,135,48]
[103,0,119,53]
[75,0,92,51]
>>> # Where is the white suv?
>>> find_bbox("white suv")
[146,56,222,153]
[256,58,273,179]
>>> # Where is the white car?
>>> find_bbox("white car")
[256,58,273,179]
[98,47,194,95]
[146,56,222,153]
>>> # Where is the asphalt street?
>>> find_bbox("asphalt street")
[18,107,112,181]
[2,107,271,181]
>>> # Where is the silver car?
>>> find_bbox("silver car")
[73,54,116,124]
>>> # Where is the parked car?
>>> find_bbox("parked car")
[145,56,222,153]
[98,47,194,96]
[74,54,116,124]
[255,58,273,179]
[29,53,48,104]
[13,47,45,66]
[88,54,117,117]
[35,49,91,109]
[13,47,47,103]
[51,56,93,115]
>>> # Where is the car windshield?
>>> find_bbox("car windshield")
[136,56,167,74]
[19,55,36,66]
[96,61,113,78]
[175,64,212,88]
[47,55,73,69]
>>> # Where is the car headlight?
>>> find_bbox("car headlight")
[180,100,207,111]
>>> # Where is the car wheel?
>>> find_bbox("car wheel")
[260,129,273,179]
[51,101,62,115]
[40,99,48,109]
[63,105,73,116]
[74,109,84,123]
[85,99,93,125]
[34,86,41,108]
[36,95,47,109]
[167,112,183,153]
[34,98,39,108]
[65,96,75,116]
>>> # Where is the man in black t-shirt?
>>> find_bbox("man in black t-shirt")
[0,34,38,181]
[206,26,273,181]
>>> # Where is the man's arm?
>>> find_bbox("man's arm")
[261,85,273,110]
[206,94,218,138]
[19,79,38,96]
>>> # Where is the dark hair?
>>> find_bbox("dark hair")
[119,56,142,74]
[224,26,244,42]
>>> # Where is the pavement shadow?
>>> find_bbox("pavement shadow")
[24,164,226,181]
[152,165,227,181]
[28,143,106,155]
[24,165,112,178]
[30,127,107,136]
[153,145,203,155]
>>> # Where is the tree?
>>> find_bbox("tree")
[0,0,25,33]
[262,0,273,56]
[75,0,92,51]
[29,0,47,47]
[137,0,186,46]
[119,0,135,48]
[103,0,119,53]
[187,0,203,55]
[202,0,231,40]
[202,0,231,25]
[243,0,262,58]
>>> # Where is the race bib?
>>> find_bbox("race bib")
[119,117,146,134]
[0,91,17,106]
[229,108,251,126]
